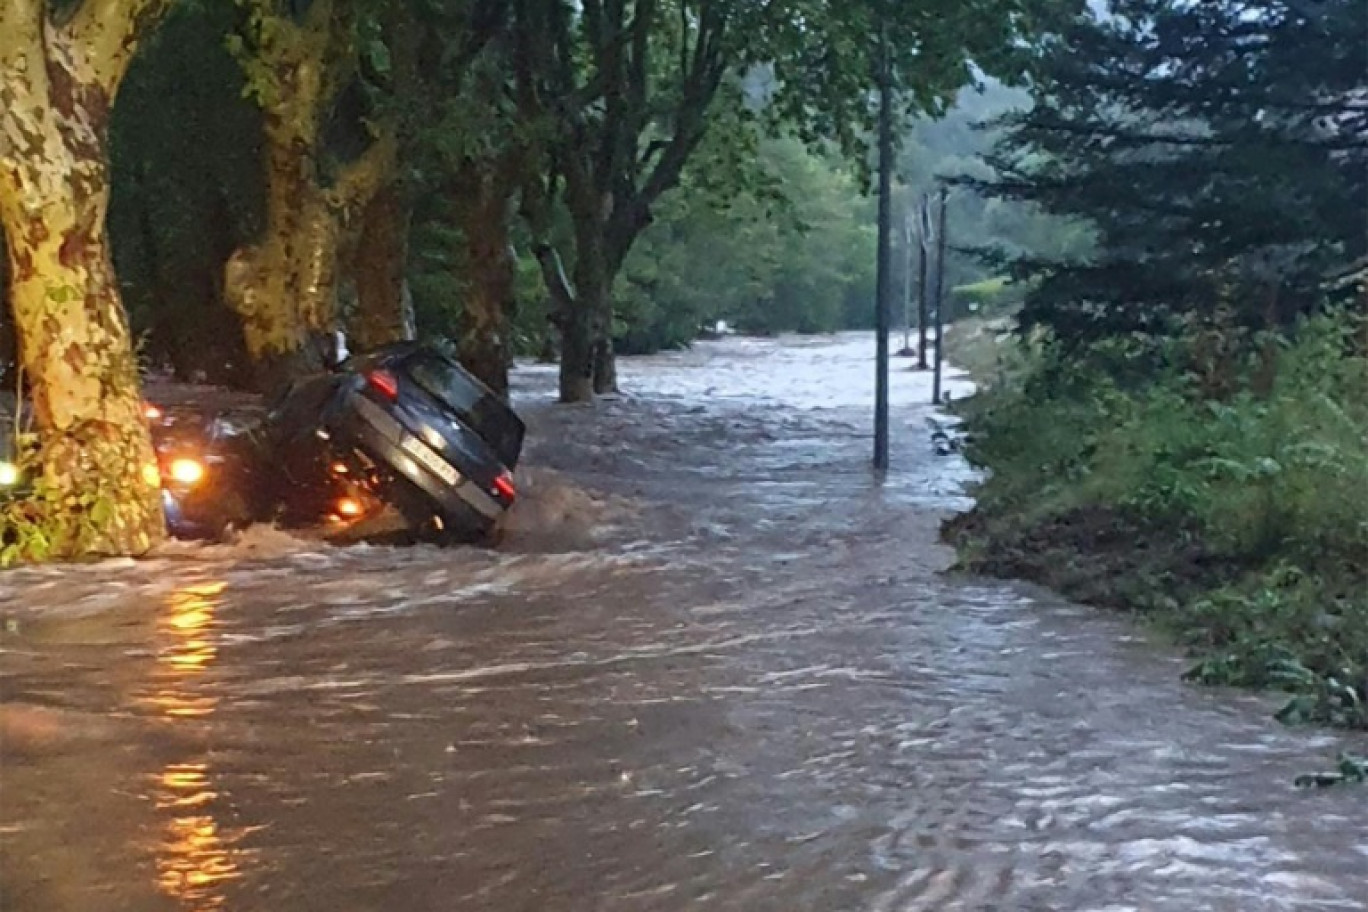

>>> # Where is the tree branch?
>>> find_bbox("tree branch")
[1024,115,1368,151]
[326,130,398,215]
[532,241,577,322]
[67,0,174,95]
[601,0,726,269]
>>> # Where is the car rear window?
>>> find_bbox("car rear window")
[403,353,525,468]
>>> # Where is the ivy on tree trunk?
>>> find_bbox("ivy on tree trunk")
[0,0,173,559]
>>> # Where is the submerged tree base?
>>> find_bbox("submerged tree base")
[2,434,163,567]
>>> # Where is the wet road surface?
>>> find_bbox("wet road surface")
[2,334,1366,911]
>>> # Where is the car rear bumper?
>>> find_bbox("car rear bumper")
[337,393,507,532]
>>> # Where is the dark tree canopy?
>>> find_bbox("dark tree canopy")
[971,0,1368,343]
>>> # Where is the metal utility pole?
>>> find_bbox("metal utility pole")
[873,25,894,472]
[916,193,930,370]
[931,185,949,405]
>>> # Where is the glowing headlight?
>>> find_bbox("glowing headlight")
[167,458,206,487]
[0,461,19,488]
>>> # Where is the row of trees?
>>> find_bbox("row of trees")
[1,0,1078,556]
[973,0,1367,345]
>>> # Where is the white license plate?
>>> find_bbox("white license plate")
[401,435,461,486]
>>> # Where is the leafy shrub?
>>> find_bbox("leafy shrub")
[954,310,1368,729]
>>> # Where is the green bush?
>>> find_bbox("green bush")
[954,311,1368,729]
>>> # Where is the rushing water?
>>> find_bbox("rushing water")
[1,334,1365,911]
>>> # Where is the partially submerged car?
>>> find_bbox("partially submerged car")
[259,342,524,544]
[3,341,525,547]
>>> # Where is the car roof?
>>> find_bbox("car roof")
[352,343,503,400]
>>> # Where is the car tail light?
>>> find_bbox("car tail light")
[493,471,516,501]
[366,368,399,401]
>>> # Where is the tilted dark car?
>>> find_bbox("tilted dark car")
[3,342,521,546]
[259,342,525,544]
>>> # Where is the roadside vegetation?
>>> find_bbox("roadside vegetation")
[946,315,1368,733]
[942,0,1368,755]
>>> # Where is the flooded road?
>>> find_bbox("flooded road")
[2,334,1366,911]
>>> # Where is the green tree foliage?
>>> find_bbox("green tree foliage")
[614,134,874,350]
[974,0,1368,343]
[607,80,1089,349]
[510,0,1084,401]
[12,0,1086,401]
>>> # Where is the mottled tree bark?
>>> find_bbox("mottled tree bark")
[0,0,171,557]
[224,158,337,393]
[227,129,396,391]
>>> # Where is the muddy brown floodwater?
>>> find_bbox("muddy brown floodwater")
[2,334,1366,912]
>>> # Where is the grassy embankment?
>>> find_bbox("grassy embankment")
[940,312,1368,766]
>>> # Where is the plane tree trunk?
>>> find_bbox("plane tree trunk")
[450,157,524,397]
[350,179,415,353]
[223,0,393,393]
[224,135,337,392]
[0,0,172,558]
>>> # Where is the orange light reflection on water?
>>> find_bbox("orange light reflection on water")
[149,580,255,911]
[147,581,224,719]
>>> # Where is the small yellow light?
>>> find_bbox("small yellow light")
[330,462,349,475]
[144,402,164,421]
[168,458,206,486]
[0,461,18,487]
[335,497,364,517]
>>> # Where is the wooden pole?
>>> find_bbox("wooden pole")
[932,186,948,405]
